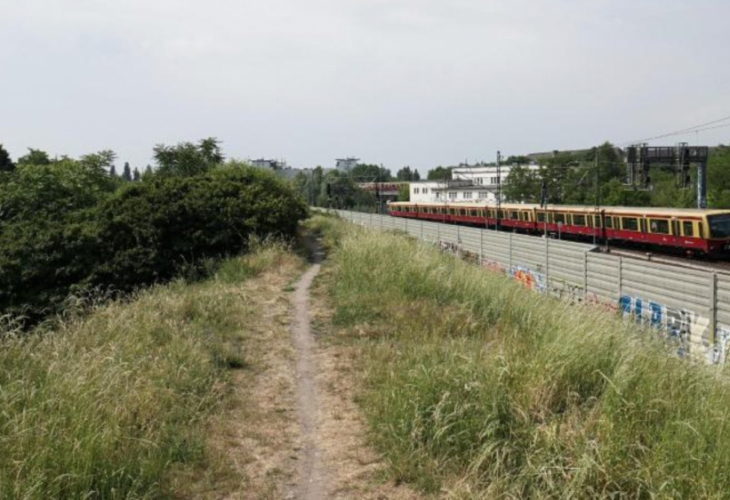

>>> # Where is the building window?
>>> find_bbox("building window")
[414,188,420,194]
[464,192,472,199]
[478,191,488,198]
[423,188,428,194]
[448,192,457,200]
[435,192,441,199]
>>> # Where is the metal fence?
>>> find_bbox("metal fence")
[329,209,730,364]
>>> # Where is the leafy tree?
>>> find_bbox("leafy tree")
[707,145,730,208]
[80,150,117,171]
[397,184,410,201]
[17,148,51,167]
[350,163,392,182]
[122,162,132,182]
[319,170,377,209]
[153,138,224,177]
[505,155,531,165]
[602,179,651,206]
[397,166,420,181]
[94,165,307,292]
[0,144,14,172]
[504,165,539,203]
[133,168,141,181]
[427,166,452,180]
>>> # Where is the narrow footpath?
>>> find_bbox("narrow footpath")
[285,240,422,500]
[289,243,328,500]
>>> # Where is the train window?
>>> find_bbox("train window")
[622,217,639,231]
[699,222,705,237]
[594,216,602,228]
[509,211,519,220]
[554,213,566,224]
[497,210,505,219]
[649,219,669,234]
[460,209,467,216]
[683,221,694,237]
[605,217,613,229]
[522,212,531,222]
[573,215,586,226]
[470,210,478,217]
[536,212,546,223]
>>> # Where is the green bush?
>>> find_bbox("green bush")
[0,162,307,323]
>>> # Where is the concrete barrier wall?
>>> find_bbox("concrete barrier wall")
[328,209,727,364]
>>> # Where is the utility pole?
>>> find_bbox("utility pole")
[594,148,600,245]
[496,150,502,231]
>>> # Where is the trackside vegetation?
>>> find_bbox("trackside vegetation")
[0,243,300,499]
[312,215,730,498]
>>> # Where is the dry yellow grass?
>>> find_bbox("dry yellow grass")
[0,243,303,500]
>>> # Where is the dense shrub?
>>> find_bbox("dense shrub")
[0,162,307,323]
[92,165,307,292]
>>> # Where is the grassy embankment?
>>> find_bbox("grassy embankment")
[0,243,302,500]
[311,215,730,499]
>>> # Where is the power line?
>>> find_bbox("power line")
[620,114,730,146]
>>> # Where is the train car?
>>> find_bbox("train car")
[387,201,730,256]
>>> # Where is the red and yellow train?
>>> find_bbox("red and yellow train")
[387,201,730,256]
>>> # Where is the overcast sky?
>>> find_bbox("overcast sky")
[1,0,729,172]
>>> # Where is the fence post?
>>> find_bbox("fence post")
[437,221,441,243]
[545,235,550,288]
[617,256,623,302]
[405,217,408,234]
[380,213,383,231]
[420,220,424,241]
[583,251,589,300]
[710,272,718,355]
[509,232,513,270]
[480,228,484,266]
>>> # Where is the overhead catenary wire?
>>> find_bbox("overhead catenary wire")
[620,114,730,146]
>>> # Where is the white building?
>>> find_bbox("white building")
[409,163,540,204]
[251,158,288,170]
[335,157,359,172]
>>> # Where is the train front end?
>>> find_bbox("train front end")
[706,213,730,256]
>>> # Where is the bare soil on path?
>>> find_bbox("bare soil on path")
[198,241,423,499]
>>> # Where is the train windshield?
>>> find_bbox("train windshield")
[708,214,730,238]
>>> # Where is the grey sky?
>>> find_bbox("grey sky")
[1,0,729,173]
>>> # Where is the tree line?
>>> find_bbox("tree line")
[0,139,307,325]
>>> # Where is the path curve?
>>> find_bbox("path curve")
[290,242,327,500]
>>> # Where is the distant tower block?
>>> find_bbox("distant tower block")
[336,157,359,172]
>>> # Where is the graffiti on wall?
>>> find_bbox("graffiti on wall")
[510,265,546,293]
[714,328,730,364]
[550,278,584,304]
[619,295,711,359]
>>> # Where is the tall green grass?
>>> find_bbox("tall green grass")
[0,244,293,500]
[315,216,730,498]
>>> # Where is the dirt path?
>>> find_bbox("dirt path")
[289,244,327,500]
[199,241,422,499]
[287,241,423,500]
